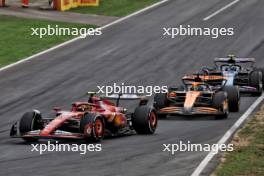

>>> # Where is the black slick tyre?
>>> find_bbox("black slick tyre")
[154,93,168,118]
[133,106,157,134]
[19,111,43,142]
[80,113,105,142]
[223,86,240,112]
[250,71,263,96]
[212,91,229,119]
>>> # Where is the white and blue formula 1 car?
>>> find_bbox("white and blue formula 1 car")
[202,55,263,96]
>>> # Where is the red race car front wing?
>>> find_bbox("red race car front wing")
[10,122,85,140]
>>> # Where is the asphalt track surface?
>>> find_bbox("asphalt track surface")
[0,0,264,175]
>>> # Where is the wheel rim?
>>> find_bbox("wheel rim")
[84,123,92,137]
[149,112,157,129]
[94,119,103,137]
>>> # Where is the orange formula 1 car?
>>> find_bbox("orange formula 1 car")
[10,93,157,142]
[154,74,240,119]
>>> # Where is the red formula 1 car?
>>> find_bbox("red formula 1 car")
[10,93,157,142]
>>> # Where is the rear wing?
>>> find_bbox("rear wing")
[214,57,255,64]
[103,94,147,100]
[87,92,148,106]
[182,75,226,82]
[182,75,227,88]
[103,94,148,106]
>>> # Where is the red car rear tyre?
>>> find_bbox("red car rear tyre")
[133,106,157,134]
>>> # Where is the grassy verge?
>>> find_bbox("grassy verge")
[213,105,264,176]
[0,15,95,67]
[70,0,159,17]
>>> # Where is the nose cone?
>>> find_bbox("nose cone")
[184,91,201,112]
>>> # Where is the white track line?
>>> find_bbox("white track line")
[0,0,170,72]
[191,94,264,176]
[203,0,240,21]
[101,0,170,30]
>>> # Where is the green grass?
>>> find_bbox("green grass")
[70,0,159,17]
[214,108,264,176]
[0,15,95,67]
[0,0,159,67]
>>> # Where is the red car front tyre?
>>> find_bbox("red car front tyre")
[80,113,105,142]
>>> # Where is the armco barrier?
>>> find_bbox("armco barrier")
[0,0,99,10]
